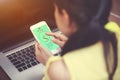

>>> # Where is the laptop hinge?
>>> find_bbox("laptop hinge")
[2,38,35,53]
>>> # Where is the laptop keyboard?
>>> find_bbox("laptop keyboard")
[7,45,40,72]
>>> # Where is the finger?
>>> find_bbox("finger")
[35,42,40,50]
[46,32,59,39]
[35,41,40,49]
[46,32,68,41]
[35,41,45,51]
[35,42,41,55]
[52,38,64,47]
[35,42,46,57]
[36,44,45,53]
[46,32,60,40]
[46,32,55,36]
[58,34,68,41]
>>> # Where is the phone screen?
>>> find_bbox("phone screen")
[31,23,59,51]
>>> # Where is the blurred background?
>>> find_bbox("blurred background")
[110,0,120,25]
[0,0,56,50]
[0,0,120,51]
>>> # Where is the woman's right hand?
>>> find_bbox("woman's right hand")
[46,32,68,48]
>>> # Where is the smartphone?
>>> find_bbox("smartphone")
[30,21,60,54]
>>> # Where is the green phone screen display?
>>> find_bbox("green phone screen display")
[32,24,59,51]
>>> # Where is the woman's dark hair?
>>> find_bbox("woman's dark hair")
[54,0,118,80]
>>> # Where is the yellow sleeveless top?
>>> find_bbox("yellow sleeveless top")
[43,22,120,80]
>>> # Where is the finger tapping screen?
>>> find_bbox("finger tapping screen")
[32,24,59,51]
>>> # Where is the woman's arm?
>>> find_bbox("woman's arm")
[47,60,70,80]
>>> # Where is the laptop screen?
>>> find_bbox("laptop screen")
[0,0,56,51]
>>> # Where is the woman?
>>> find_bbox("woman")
[35,0,120,80]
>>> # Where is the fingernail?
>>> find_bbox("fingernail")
[37,44,39,47]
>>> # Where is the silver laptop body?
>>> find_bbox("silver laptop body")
[0,38,45,80]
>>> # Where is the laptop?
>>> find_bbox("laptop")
[0,26,60,80]
[0,0,59,80]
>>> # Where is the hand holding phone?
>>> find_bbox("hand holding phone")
[30,21,60,54]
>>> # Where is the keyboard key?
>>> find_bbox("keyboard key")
[25,61,30,64]
[7,45,40,72]
[16,63,26,68]
[13,61,21,65]
[13,54,17,57]
[27,64,32,68]
[18,68,23,72]
[23,66,27,70]
[31,62,37,66]
[11,59,17,62]
[7,56,13,60]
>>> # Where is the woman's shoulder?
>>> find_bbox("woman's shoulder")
[63,41,103,58]
[44,56,70,80]
[47,57,70,80]
[105,21,120,39]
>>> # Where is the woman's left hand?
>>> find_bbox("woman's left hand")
[35,41,52,65]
